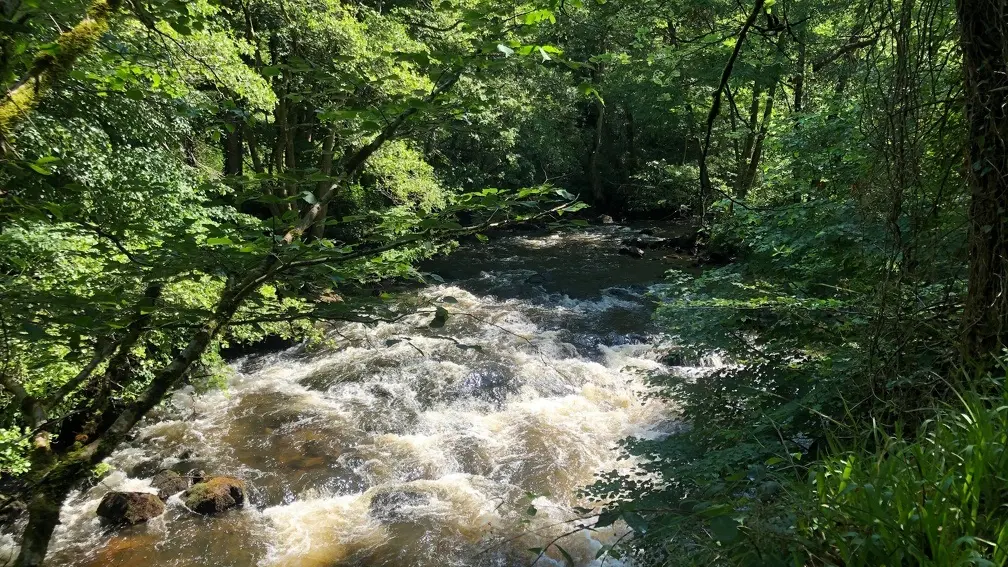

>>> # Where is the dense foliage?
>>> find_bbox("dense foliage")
[0,0,1005,565]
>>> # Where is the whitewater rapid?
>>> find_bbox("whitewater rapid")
[25,227,701,567]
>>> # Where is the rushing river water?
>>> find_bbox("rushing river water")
[30,225,702,567]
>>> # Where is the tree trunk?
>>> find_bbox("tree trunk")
[794,39,806,113]
[740,80,777,200]
[223,119,244,176]
[0,0,122,138]
[311,128,337,240]
[589,98,606,206]
[624,103,637,178]
[957,0,1008,363]
[737,81,762,194]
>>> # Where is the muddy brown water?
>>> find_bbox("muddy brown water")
[22,225,707,567]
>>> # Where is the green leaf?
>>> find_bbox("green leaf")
[523,9,556,25]
[28,163,52,175]
[623,511,648,534]
[709,515,739,543]
[595,509,620,528]
[206,237,234,246]
[555,544,575,567]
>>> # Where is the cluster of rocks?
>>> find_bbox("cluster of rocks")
[96,469,245,527]
[618,229,697,259]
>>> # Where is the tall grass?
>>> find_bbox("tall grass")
[803,380,1008,566]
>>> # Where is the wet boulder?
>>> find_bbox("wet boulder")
[182,477,246,515]
[458,364,520,406]
[186,468,207,485]
[128,458,162,478]
[602,331,649,346]
[618,246,645,258]
[97,491,165,525]
[151,469,188,501]
[622,236,666,249]
[621,234,697,253]
[0,499,26,531]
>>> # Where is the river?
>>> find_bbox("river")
[34,225,702,567]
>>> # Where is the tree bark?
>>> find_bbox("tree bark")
[737,81,762,193]
[740,80,777,200]
[957,0,1008,363]
[794,39,806,113]
[0,0,122,138]
[311,128,337,240]
[589,98,606,206]
[223,120,244,177]
[698,0,766,213]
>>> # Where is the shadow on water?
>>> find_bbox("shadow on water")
[35,224,703,567]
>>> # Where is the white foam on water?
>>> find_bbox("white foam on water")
[41,230,704,567]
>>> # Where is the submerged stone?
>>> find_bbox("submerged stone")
[618,246,645,258]
[369,490,429,523]
[97,491,165,525]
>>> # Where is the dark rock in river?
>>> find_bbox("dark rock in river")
[182,477,245,515]
[602,332,649,346]
[186,468,207,485]
[369,490,429,523]
[0,499,26,531]
[525,272,547,285]
[618,246,645,258]
[458,364,520,406]
[129,458,162,478]
[621,234,697,253]
[151,469,188,501]
[597,214,615,225]
[97,491,165,525]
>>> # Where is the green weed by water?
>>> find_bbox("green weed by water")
[803,381,1008,566]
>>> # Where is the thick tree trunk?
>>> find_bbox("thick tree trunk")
[16,488,64,567]
[223,119,244,176]
[957,0,1008,362]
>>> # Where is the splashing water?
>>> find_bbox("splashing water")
[32,225,706,567]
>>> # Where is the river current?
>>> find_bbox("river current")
[28,225,703,567]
